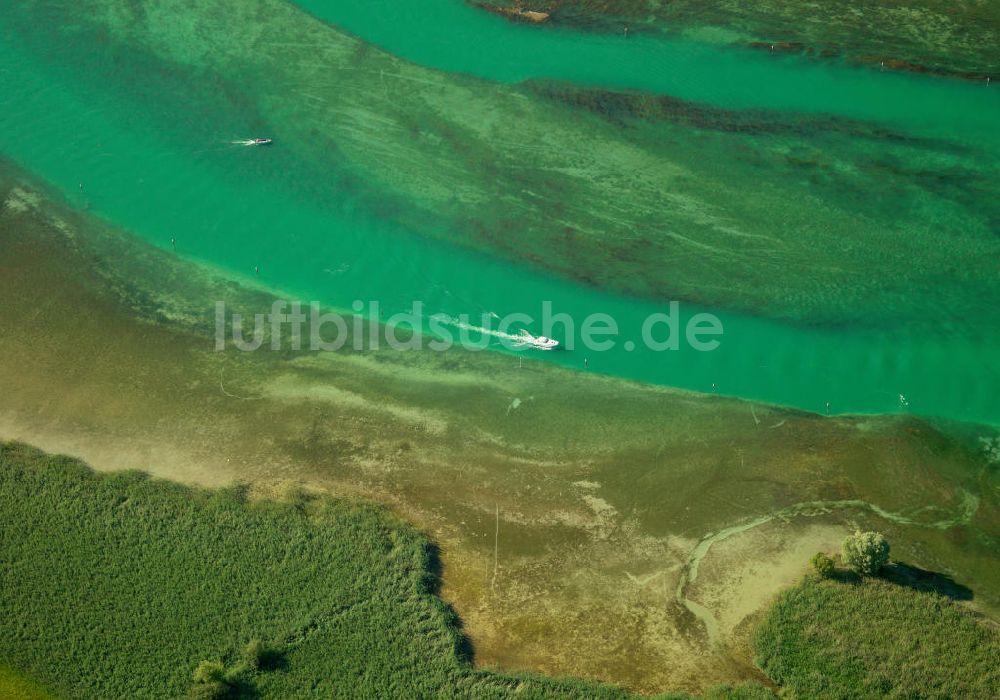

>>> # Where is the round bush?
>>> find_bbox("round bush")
[841,531,890,576]
[810,552,836,578]
[242,639,267,672]
[192,660,225,685]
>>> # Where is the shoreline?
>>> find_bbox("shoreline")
[3,161,999,693]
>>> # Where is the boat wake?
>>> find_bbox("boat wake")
[432,315,559,350]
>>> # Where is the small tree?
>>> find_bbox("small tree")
[842,531,890,576]
[810,552,836,578]
[241,638,267,672]
[190,661,229,699]
[192,661,225,685]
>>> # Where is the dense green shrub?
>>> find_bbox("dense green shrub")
[190,660,230,700]
[240,640,266,673]
[841,531,890,576]
[192,661,226,686]
[810,552,836,578]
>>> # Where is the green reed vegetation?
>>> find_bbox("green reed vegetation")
[756,574,1000,698]
[0,442,771,699]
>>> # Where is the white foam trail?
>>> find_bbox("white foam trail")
[433,315,543,348]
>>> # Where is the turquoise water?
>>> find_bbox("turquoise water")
[301,0,1000,144]
[1,2,998,424]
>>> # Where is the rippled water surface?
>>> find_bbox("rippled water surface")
[1,0,998,423]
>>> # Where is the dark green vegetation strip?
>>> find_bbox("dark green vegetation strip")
[476,0,1000,76]
[756,575,1000,699]
[0,443,770,699]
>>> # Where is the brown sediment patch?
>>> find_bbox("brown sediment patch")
[1,169,998,694]
[0,412,239,489]
[683,520,848,689]
[261,373,452,436]
[692,521,845,637]
[476,3,550,23]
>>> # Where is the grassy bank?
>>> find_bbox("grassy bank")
[0,440,609,698]
[5,439,996,698]
[0,442,772,699]
[755,574,1000,698]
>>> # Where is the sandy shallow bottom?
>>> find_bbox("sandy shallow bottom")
[2,171,998,694]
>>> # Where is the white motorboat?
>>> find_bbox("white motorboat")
[515,329,559,350]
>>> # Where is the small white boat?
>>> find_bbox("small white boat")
[251,138,272,145]
[234,138,273,146]
[515,329,559,350]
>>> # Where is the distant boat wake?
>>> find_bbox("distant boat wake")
[432,315,559,350]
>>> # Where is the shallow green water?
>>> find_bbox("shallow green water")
[1,1,998,424]
[303,0,1000,139]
